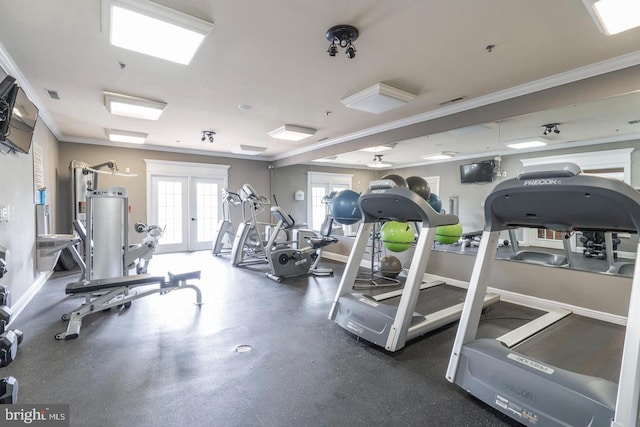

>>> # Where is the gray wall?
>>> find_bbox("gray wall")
[272,164,377,226]
[0,119,58,302]
[58,142,272,242]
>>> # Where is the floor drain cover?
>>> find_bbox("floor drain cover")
[235,344,253,353]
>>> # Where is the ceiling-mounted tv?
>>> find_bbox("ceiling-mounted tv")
[0,75,38,155]
[460,160,495,184]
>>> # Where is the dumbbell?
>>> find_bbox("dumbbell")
[0,329,22,368]
[0,285,9,307]
[0,305,12,334]
[0,376,18,404]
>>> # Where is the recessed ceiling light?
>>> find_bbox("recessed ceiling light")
[312,156,338,162]
[583,0,640,35]
[358,144,396,153]
[421,151,456,160]
[341,83,416,114]
[367,160,393,168]
[231,145,267,155]
[505,139,548,149]
[103,0,214,65]
[238,104,252,110]
[106,129,148,144]
[104,92,167,120]
[268,124,316,141]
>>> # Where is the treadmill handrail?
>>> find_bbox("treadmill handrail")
[484,167,640,233]
[359,184,459,226]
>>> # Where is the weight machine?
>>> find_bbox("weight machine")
[81,187,162,280]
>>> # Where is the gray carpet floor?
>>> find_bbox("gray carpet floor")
[1,251,558,426]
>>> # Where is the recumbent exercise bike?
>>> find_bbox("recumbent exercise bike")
[265,205,337,283]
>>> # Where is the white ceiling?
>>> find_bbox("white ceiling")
[1,0,640,168]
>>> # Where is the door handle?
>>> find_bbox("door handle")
[191,218,197,221]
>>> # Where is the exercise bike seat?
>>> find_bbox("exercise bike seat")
[306,235,338,249]
[306,216,338,249]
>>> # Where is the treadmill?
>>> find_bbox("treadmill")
[446,162,640,426]
[328,179,499,352]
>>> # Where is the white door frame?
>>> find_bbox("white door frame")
[145,159,230,252]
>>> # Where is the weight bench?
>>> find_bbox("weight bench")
[57,271,202,340]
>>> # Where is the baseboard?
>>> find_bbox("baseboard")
[321,252,348,263]
[423,272,627,326]
[9,271,51,326]
[490,287,627,326]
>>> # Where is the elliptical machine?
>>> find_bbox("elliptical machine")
[230,184,271,267]
[212,189,241,256]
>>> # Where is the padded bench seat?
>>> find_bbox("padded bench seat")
[66,274,164,295]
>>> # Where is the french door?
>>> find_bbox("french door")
[146,160,229,253]
[150,175,224,252]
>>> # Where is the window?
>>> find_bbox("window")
[307,171,353,231]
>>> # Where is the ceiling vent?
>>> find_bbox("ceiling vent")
[341,83,416,114]
[46,89,60,100]
[438,96,466,106]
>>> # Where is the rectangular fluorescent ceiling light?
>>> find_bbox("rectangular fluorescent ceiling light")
[341,83,416,114]
[106,129,148,144]
[583,0,640,34]
[231,145,268,155]
[104,0,214,65]
[506,139,548,149]
[421,151,456,160]
[312,156,338,162]
[104,92,167,120]
[268,124,316,141]
[359,144,395,153]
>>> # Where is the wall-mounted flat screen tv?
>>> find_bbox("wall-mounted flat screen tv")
[460,160,495,184]
[0,76,38,155]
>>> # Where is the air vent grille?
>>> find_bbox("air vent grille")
[46,89,60,100]
[438,96,466,106]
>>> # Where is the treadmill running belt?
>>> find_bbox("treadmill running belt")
[514,315,624,383]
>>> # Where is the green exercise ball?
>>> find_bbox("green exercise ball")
[435,223,463,245]
[379,255,402,278]
[380,221,414,252]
